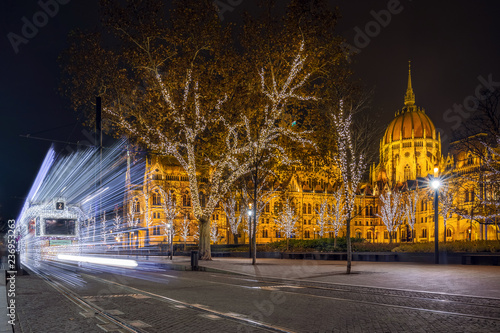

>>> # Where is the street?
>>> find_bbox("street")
[12,258,500,332]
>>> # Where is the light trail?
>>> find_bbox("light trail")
[16,138,146,280]
[57,254,138,268]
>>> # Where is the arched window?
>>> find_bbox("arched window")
[355,231,362,238]
[467,155,474,165]
[134,198,140,213]
[446,228,452,237]
[199,192,206,208]
[369,206,373,216]
[416,164,422,177]
[367,231,373,240]
[265,203,270,213]
[465,189,469,202]
[308,203,312,215]
[404,165,411,181]
[303,203,307,214]
[152,190,161,206]
[421,228,427,238]
[183,190,191,207]
[470,189,475,202]
[305,230,310,238]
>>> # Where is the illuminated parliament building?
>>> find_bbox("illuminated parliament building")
[124,67,498,248]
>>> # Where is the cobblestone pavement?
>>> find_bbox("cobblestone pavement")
[13,260,500,333]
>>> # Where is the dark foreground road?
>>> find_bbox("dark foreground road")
[13,259,500,333]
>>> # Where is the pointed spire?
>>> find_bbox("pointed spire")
[404,61,415,107]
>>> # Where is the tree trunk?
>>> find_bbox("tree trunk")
[233,232,239,245]
[346,216,352,274]
[198,217,211,260]
[252,179,258,265]
[248,218,253,259]
[443,222,446,243]
[334,234,337,249]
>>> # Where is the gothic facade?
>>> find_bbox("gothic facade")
[124,66,499,248]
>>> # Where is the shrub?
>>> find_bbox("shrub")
[391,240,500,253]
[264,237,366,252]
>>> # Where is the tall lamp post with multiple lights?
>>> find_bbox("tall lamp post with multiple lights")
[431,167,441,264]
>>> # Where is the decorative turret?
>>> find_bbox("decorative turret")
[404,61,415,107]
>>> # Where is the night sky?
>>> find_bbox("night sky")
[1,0,499,221]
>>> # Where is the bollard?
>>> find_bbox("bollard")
[191,250,199,271]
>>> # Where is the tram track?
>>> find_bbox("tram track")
[82,267,500,324]
[30,262,291,332]
[29,261,500,332]
[36,270,146,333]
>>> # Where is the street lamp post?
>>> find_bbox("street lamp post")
[247,206,252,258]
[431,169,441,265]
[166,222,173,260]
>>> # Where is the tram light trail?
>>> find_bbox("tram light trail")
[16,138,146,277]
[57,255,138,268]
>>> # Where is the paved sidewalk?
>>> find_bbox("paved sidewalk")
[0,269,14,333]
[131,255,500,299]
[201,258,500,298]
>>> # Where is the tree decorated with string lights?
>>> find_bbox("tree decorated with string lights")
[159,188,178,244]
[439,183,455,243]
[222,196,242,245]
[332,102,366,274]
[329,185,346,248]
[126,201,138,229]
[404,189,419,242]
[113,205,121,232]
[315,198,331,238]
[210,221,220,244]
[179,215,191,251]
[242,175,279,264]
[274,198,299,251]
[61,0,352,259]
[377,190,404,243]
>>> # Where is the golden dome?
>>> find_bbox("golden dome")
[383,109,435,144]
[383,62,435,144]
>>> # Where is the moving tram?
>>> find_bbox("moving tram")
[18,198,85,266]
